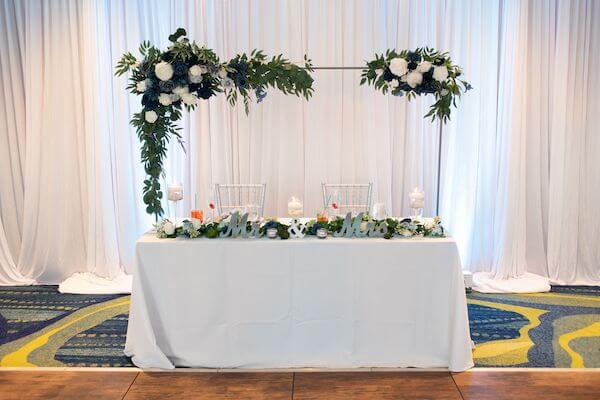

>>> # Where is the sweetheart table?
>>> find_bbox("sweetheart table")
[125,233,473,371]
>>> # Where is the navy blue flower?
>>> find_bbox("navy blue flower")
[408,61,418,70]
[234,74,249,89]
[229,60,248,74]
[159,80,175,92]
[141,93,159,109]
[264,220,278,230]
[434,58,446,66]
[161,51,175,62]
[197,82,215,99]
[172,61,187,77]
[422,69,434,81]
[146,69,156,80]
[408,51,422,63]
[382,68,394,82]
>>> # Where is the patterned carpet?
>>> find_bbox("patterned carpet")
[0,285,598,368]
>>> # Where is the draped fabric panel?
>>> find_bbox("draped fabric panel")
[0,0,598,289]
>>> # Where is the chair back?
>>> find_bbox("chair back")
[214,183,266,218]
[322,183,373,215]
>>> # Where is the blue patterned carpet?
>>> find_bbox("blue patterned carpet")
[0,285,598,368]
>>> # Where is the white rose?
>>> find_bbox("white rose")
[172,86,189,96]
[163,220,175,235]
[136,80,147,92]
[144,110,158,123]
[189,65,202,77]
[181,93,198,106]
[218,67,228,79]
[158,93,173,106]
[389,57,408,77]
[199,65,208,74]
[390,79,400,89]
[405,71,423,88]
[417,61,432,73]
[155,61,174,81]
[422,218,435,230]
[433,65,449,82]
[188,65,204,83]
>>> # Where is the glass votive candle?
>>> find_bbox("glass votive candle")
[267,228,278,239]
[316,228,328,239]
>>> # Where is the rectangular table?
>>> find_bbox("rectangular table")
[125,234,473,371]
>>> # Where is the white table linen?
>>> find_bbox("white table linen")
[125,234,473,371]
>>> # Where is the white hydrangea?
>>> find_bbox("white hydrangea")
[155,61,174,81]
[390,79,400,89]
[181,93,199,106]
[158,93,173,106]
[136,80,147,92]
[433,65,449,82]
[405,71,423,88]
[144,110,158,123]
[172,86,189,96]
[389,57,408,77]
[417,61,432,73]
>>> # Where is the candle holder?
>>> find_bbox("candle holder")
[316,228,328,239]
[408,187,425,219]
[267,228,278,239]
[167,183,184,222]
[287,196,303,217]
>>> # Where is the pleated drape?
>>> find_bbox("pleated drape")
[0,0,598,289]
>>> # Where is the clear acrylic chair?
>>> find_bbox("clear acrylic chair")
[214,183,267,218]
[322,183,373,215]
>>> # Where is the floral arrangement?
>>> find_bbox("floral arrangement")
[115,28,314,217]
[360,48,471,122]
[155,214,445,240]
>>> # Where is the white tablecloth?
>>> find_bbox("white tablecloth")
[125,234,473,371]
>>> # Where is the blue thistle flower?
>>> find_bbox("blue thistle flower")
[255,86,267,103]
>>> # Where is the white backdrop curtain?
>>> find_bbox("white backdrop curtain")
[0,0,598,290]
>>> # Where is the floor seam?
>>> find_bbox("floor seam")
[450,373,466,400]
[291,372,296,400]
[121,371,140,400]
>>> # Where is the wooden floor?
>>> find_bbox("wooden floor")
[0,370,599,400]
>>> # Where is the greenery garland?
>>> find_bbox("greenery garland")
[360,48,471,122]
[115,28,314,218]
[155,215,445,240]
